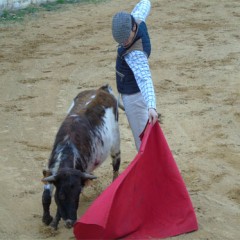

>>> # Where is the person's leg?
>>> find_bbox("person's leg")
[122,92,148,151]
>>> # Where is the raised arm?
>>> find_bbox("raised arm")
[131,0,151,22]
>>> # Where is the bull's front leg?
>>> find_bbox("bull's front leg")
[42,184,53,225]
[50,208,61,230]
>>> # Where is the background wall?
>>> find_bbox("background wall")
[0,0,51,11]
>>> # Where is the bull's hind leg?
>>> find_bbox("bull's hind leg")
[111,151,121,180]
[111,121,121,180]
[111,126,121,180]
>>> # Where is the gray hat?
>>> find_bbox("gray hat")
[112,12,132,44]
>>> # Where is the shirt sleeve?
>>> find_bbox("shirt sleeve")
[131,0,151,22]
[125,50,156,110]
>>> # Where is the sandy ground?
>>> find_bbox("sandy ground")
[0,0,240,239]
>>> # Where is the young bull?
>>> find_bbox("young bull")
[41,85,122,229]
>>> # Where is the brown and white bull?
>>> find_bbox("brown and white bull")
[41,85,122,229]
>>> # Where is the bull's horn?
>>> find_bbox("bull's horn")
[81,172,97,180]
[42,175,56,183]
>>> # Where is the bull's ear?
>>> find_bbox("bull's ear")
[81,172,97,180]
[42,169,52,177]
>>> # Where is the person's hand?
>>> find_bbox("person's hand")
[148,108,158,125]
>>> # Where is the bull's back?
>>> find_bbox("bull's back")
[69,88,117,117]
[49,87,119,173]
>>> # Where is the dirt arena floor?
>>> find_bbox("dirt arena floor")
[0,0,239,239]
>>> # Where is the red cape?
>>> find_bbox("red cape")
[74,122,198,239]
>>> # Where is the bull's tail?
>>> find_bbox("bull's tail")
[117,94,125,111]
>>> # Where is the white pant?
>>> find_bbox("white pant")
[122,92,148,151]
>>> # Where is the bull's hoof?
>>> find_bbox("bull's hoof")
[42,215,53,226]
[50,220,59,230]
[113,171,119,181]
[64,219,76,229]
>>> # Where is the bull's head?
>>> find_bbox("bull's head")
[42,168,96,228]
